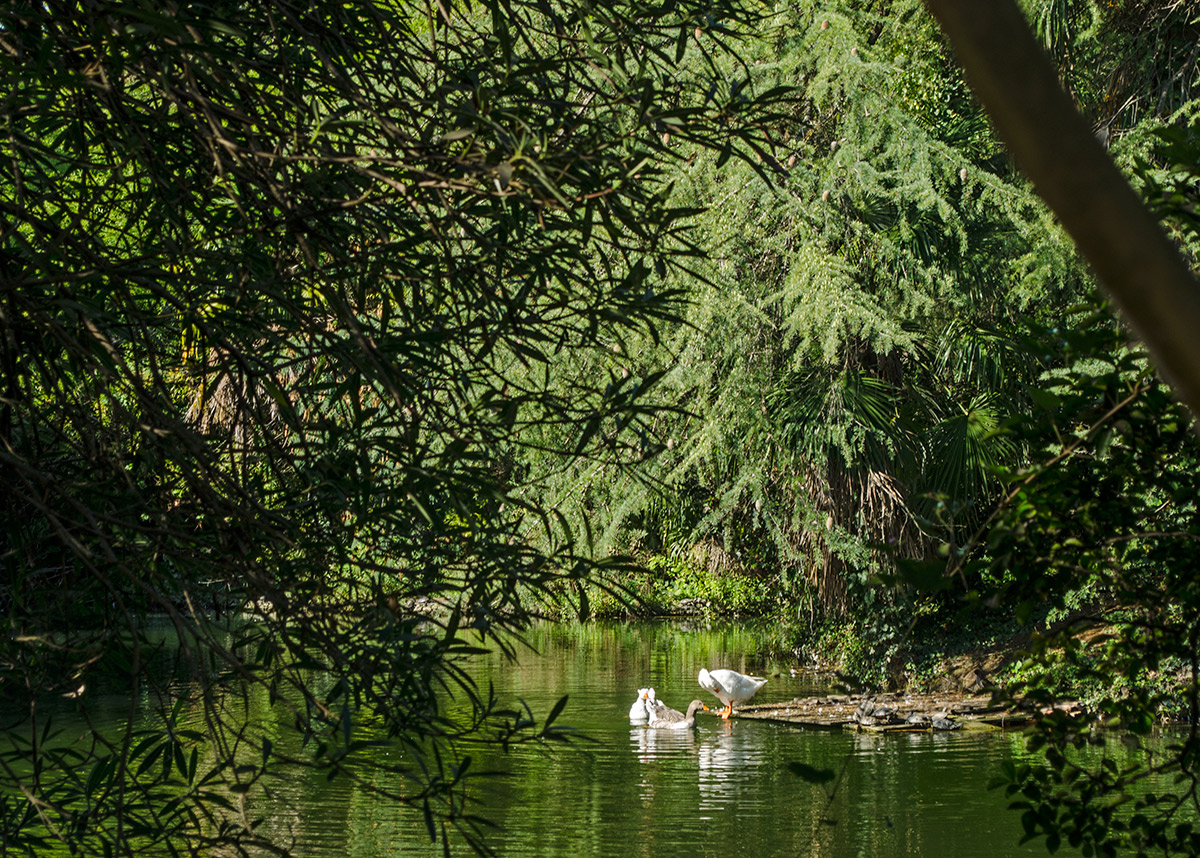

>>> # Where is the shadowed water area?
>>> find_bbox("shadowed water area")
[7,620,1182,856]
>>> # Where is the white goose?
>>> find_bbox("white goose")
[698,668,767,719]
[628,687,652,722]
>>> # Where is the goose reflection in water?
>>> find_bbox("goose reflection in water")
[630,725,699,805]
[631,724,699,763]
[697,723,770,808]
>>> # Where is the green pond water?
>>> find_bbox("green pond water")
[8,620,1180,857]
[250,621,1052,857]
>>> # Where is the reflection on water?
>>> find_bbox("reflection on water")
[443,621,1050,858]
[696,720,774,813]
[4,619,1185,858]
[632,724,699,761]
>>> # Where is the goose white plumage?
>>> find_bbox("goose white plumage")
[698,668,767,719]
[648,699,708,730]
[629,687,652,722]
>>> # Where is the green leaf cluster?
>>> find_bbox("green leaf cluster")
[0,0,795,853]
[538,0,1088,628]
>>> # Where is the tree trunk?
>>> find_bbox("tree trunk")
[924,0,1200,422]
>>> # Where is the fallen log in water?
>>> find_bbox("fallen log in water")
[731,691,1050,732]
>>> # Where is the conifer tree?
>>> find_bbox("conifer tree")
[537,0,1091,629]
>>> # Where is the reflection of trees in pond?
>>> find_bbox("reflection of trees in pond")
[19,620,1188,858]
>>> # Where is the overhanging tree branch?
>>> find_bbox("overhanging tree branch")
[924,0,1200,421]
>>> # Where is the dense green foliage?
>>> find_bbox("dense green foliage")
[5,0,1200,854]
[529,1,1200,852]
[938,3,1200,856]
[978,310,1200,856]
[0,1,793,854]
[542,0,1089,632]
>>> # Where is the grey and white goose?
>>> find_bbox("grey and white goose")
[648,698,708,730]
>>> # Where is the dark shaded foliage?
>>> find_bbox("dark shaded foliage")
[0,1,796,853]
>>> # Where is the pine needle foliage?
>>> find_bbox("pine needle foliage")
[542,0,1093,619]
